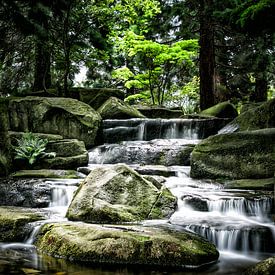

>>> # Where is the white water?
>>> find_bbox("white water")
[167,171,275,256]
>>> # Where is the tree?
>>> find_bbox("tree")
[113,31,198,105]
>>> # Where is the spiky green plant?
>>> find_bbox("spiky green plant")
[14,132,56,165]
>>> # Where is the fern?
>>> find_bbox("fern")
[14,132,56,165]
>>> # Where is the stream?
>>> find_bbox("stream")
[0,118,274,274]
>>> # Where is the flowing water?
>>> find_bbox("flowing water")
[0,118,274,274]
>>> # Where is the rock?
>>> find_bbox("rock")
[66,164,177,223]
[0,206,47,242]
[98,97,145,119]
[190,128,275,179]
[0,178,52,207]
[8,96,102,148]
[36,222,219,268]
[0,99,12,176]
[136,106,183,118]
[223,178,275,191]
[182,196,209,211]
[240,102,264,114]
[225,98,275,132]
[11,169,81,179]
[200,101,238,119]
[243,256,275,275]
[70,88,125,109]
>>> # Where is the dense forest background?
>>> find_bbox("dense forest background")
[0,0,274,111]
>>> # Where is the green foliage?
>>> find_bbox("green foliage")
[112,31,198,105]
[14,133,56,165]
[125,92,151,105]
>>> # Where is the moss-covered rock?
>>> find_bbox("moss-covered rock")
[8,96,102,147]
[98,97,145,119]
[190,128,275,179]
[11,169,81,179]
[243,256,275,275]
[70,88,125,109]
[0,98,12,176]
[200,101,238,118]
[36,222,219,268]
[66,164,177,223]
[0,206,46,242]
[223,178,275,190]
[227,98,275,131]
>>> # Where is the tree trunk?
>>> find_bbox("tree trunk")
[199,0,215,110]
[252,72,268,102]
[33,40,51,92]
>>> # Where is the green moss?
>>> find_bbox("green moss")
[11,169,81,179]
[244,256,275,275]
[98,97,145,119]
[36,223,219,268]
[223,178,275,190]
[0,206,46,242]
[200,101,238,118]
[191,128,275,179]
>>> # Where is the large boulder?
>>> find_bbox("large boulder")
[36,222,219,268]
[190,128,275,179]
[8,96,102,148]
[244,256,275,275]
[224,98,275,132]
[0,99,12,176]
[66,164,177,223]
[98,97,145,119]
[0,206,46,242]
[70,88,125,109]
[200,101,238,119]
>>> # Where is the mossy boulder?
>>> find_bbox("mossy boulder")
[136,106,183,118]
[8,96,102,147]
[190,128,275,179]
[0,206,46,242]
[36,222,219,268]
[98,97,145,119]
[11,169,81,179]
[0,99,12,176]
[227,98,275,131]
[244,256,275,275]
[200,101,238,118]
[70,87,125,109]
[66,164,177,223]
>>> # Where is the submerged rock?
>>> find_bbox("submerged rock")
[8,96,101,147]
[0,178,52,207]
[0,206,47,242]
[36,222,219,268]
[98,97,145,119]
[66,164,177,223]
[200,101,238,119]
[244,256,275,275]
[191,128,275,179]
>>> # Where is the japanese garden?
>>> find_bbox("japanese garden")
[0,1,274,274]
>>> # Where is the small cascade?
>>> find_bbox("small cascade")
[167,172,275,255]
[88,139,199,166]
[103,118,229,143]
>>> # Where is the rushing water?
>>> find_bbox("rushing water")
[1,118,274,274]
